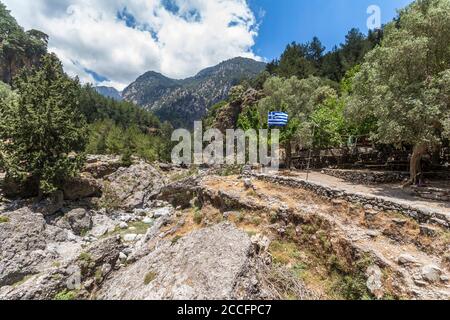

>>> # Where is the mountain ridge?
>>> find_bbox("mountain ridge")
[122,57,266,128]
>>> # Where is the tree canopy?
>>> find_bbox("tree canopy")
[0,54,87,195]
[347,0,450,184]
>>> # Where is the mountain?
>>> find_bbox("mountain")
[122,57,266,128]
[94,86,123,101]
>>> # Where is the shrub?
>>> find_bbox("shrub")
[144,271,157,285]
[54,290,77,301]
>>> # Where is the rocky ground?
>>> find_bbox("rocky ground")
[0,157,448,300]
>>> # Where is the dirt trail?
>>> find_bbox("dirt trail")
[273,170,450,217]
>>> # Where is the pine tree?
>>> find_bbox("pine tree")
[0,53,87,196]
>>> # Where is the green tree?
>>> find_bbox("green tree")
[258,76,337,168]
[347,0,450,185]
[0,54,87,195]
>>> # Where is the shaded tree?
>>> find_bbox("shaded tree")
[0,54,87,195]
[347,0,450,185]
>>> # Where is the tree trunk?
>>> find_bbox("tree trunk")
[285,141,292,170]
[403,143,428,188]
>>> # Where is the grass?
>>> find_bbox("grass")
[54,290,77,301]
[218,165,242,177]
[0,215,9,223]
[171,235,182,245]
[78,252,92,263]
[170,167,199,182]
[269,240,302,265]
[144,271,157,285]
[193,208,203,225]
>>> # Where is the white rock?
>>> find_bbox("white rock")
[153,207,172,218]
[366,265,384,299]
[119,222,128,230]
[244,178,253,189]
[142,217,153,225]
[398,254,419,266]
[421,265,442,283]
[119,252,127,261]
[123,234,138,242]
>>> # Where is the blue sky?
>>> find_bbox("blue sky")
[249,0,414,60]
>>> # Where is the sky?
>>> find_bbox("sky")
[4,0,414,90]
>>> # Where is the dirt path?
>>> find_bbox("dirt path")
[267,170,450,218]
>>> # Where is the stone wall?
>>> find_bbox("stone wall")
[323,169,409,185]
[251,173,450,229]
[411,186,450,202]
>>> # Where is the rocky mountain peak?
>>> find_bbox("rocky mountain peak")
[121,57,266,128]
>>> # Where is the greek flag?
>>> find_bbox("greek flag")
[268,112,289,127]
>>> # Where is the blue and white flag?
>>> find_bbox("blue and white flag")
[268,112,289,127]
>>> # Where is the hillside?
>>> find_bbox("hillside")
[94,86,122,101]
[122,57,266,128]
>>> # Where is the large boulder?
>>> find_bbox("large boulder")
[98,223,254,300]
[0,208,49,286]
[65,208,93,236]
[33,191,64,216]
[0,236,123,300]
[63,173,102,201]
[84,155,123,179]
[2,175,39,199]
[101,162,166,211]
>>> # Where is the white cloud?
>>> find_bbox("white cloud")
[3,0,261,90]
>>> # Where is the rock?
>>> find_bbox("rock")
[66,208,93,236]
[398,254,419,266]
[90,214,116,237]
[250,234,271,253]
[133,209,148,217]
[419,224,438,238]
[83,155,122,179]
[0,208,48,287]
[392,218,407,227]
[98,223,255,300]
[119,222,128,230]
[142,217,153,225]
[421,265,442,283]
[223,211,239,219]
[119,252,127,262]
[366,265,384,299]
[123,234,138,242]
[0,236,122,300]
[63,173,102,201]
[366,230,381,238]
[102,162,166,211]
[244,178,253,190]
[33,191,64,216]
[440,275,449,283]
[158,163,173,172]
[153,207,173,218]
[2,175,39,199]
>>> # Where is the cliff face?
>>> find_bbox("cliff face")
[0,4,48,84]
[122,57,266,128]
